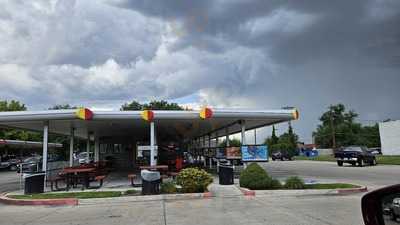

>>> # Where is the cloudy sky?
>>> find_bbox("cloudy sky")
[1,0,399,142]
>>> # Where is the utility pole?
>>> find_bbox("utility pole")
[330,108,336,150]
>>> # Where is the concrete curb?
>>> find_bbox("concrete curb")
[0,192,212,206]
[239,186,368,197]
[238,187,256,196]
[0,193,78,206]
[336,186,368,195]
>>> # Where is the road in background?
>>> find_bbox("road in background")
[0,171,21,193]
[262,160,400,189]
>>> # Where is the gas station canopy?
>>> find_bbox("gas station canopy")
[0,108,299,141]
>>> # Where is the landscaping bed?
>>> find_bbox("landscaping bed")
[239,163,361,191]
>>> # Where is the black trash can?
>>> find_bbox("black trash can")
[141,170,161,195]
[219,165,234,185]
[24,172,45,194]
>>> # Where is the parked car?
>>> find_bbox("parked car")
[75,152,93,164]
[0,155,20,171]
[368,147,382,155]
[334,146,377,167]
[389,198,400,221]
[271,151,293,161]
[16,156,42,173]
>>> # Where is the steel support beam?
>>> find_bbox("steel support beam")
[69,127,74,167]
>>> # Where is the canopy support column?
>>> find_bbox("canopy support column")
[208,135,212,169]
[94,135,100,162]
[216,132,220,173]
[150,121,156,166]
[203,136,206,167]
[225,127,230,147]
[69,128,74,167]
[254,128,257,145]
[86,133,90,163]
[241,120,247,169]
[42,121,49,187]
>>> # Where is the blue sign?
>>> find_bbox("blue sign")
[215,148,226,159]
[241,145,268,162]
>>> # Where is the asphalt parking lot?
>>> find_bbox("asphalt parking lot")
[262,160,400,189]
[0,170,21,193]
[1,160,399,225]
[0,193,364,225]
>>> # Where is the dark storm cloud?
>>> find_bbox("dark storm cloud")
[1,0,399,142]
[111,0,400,141]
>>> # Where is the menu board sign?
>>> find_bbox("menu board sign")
[226,147,241,159]
[241,145,268,162]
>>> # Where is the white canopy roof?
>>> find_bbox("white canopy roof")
[0,109,299,142]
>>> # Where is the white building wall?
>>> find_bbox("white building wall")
[379,120,400,155]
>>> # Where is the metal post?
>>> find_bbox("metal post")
[42,121,49,187]
[203,136,206,167]
[150,121,155,166]
[69,128,74,167]
[94,135,100,162]
[241,121,247,169]
[216,132,220,173]
[86,133,90,163]
[241,120,246,145]
[254,128,257,145]
[225,127,230,147]
[208,135,212,169]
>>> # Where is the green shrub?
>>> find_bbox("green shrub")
[176,168,213,193]
[284,176,305,189]
[161,181,177,194]
[270,179,283,189]
[239,163,272,190]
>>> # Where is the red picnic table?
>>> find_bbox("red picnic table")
[139,165,169,171]
[62,167,96,191]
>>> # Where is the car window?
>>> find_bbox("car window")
[343,147,362,152]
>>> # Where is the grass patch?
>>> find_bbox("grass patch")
[294,155,336,162]
[304,183,360,189]
[8,191,123,200]
[376,155,400,165]
[125,189,138,195]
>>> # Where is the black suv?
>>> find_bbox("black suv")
[334,146,377,167]
[271,151,293,161]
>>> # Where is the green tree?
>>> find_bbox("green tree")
[0,100,26,111]
[313,104,381,148]
[143,100,183,110]
[121,100,184,111]
[121,100,142,111]
[0,100,42,141]
[48,104,77,110]
[265,125,298,156]
[218,138,241,147]
[264,126,279,148]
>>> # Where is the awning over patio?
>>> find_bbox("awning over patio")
[0,108,299,170]
[0,108,299,140]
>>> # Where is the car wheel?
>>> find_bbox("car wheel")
[9,165,17,171]
[371,158,377,166]
[351,162,356,166]
[358,159,364,167]
[272,158,276,161]
[337,161,343,167]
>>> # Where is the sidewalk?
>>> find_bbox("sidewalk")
[208,178,243,197]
